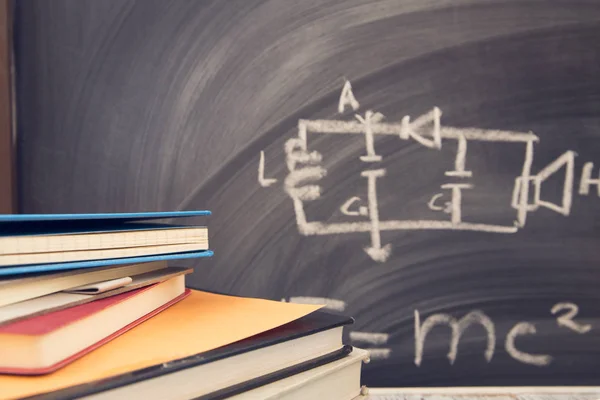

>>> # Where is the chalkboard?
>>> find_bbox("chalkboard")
[14,0,600,387]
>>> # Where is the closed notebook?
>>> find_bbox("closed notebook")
[0,249,213,276]
[0,260,168,307]
[0,210,212,268]
[24,311,355,400]
[0,267,193,325]
[0,275,188,375]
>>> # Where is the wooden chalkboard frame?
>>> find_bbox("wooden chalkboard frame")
[0,0,15,214]
[367,387,600,399]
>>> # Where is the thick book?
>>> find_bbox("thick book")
[0,249,213,276]
[22,310,355,400]
[0,266,192,325]
[0,289,323,400]
[0,260,168,307]
[222,347,370,400]
[0,275,188,375]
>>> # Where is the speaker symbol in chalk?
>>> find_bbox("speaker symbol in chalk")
[259,80,599,262]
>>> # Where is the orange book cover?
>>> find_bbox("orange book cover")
[0,289,323,399]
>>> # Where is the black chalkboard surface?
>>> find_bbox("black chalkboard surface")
[14,0,600,387]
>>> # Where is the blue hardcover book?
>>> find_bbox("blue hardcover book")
[0,211,212,275]
[0,250,213,276]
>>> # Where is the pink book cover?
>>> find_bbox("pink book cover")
[0,286,190,375]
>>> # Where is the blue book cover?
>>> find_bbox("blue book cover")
[0,250,213,276]
[0,210,211,223]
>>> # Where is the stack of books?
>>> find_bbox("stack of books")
[0,211,369,400]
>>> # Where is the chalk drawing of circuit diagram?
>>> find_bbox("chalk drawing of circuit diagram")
[258,80,600,262]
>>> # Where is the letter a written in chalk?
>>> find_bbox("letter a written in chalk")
[338,80,360,113]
